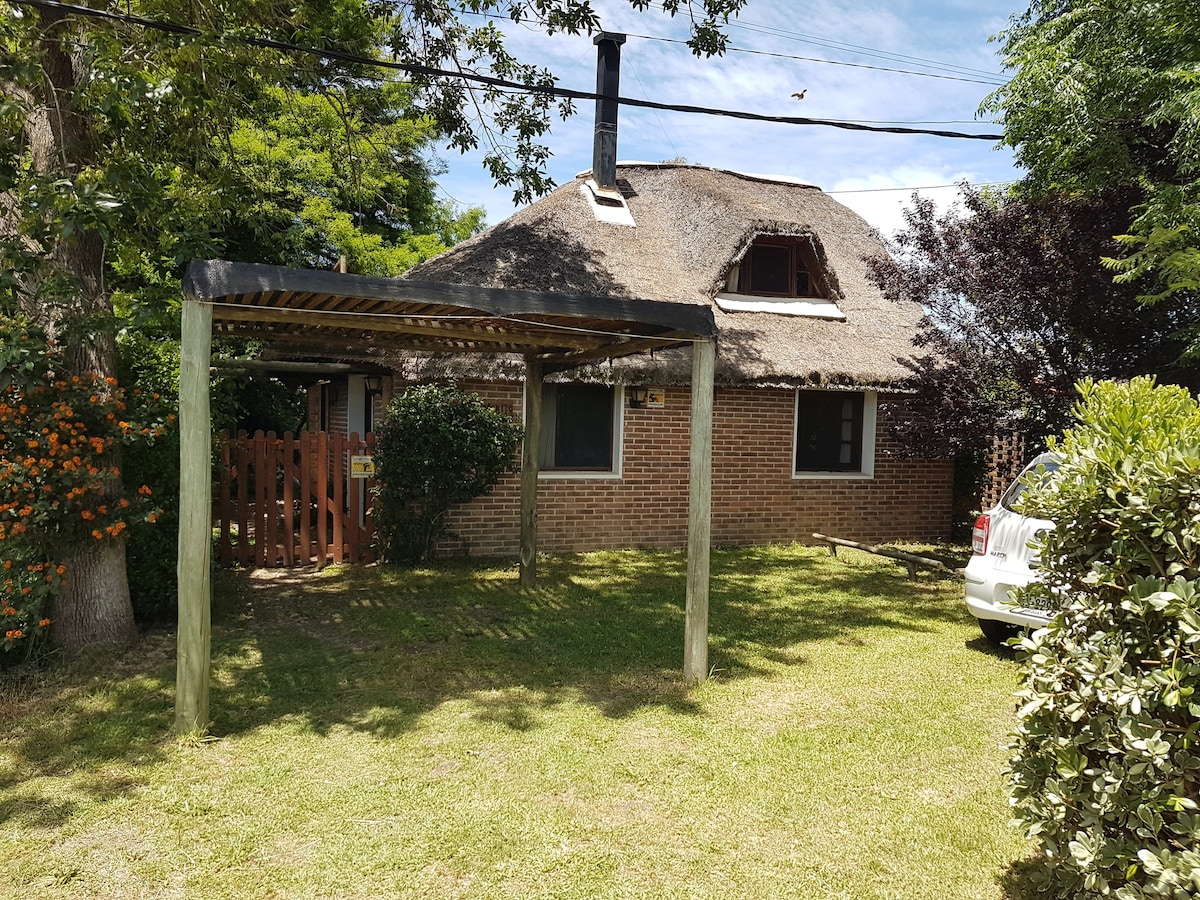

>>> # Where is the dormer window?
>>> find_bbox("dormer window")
[716,234,843,319]
[740,238,824,298]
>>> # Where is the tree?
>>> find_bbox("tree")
[982,0,1200,305]
[1,1,450,651]
[1007,377,1200,897]
[372,385,523,565]
[865,186,1198,457]
[1,0,746,652]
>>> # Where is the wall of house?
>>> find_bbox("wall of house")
[439,380,953,556]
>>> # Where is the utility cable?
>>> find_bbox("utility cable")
[622,33,1006,86]
[12,0,1005,141]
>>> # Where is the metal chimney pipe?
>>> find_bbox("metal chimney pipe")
[592,32,626,191]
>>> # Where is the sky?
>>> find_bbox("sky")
[430,0,1024,239]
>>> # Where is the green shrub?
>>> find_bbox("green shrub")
[1008,377,1200,898]
[372,384,523,565]
[117,333,181,624]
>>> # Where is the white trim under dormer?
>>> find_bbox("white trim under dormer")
[714,292,846,320]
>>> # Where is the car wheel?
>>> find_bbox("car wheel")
[977,617,1017,647]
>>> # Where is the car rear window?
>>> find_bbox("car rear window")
[1000,460,1060,512]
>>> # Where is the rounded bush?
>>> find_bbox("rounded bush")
[1009,377,1200,898]
[372,384,523,565]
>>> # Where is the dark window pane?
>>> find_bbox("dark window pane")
[795,269,811,296]
[795,392,863,472]
[540,384,613,469]
[748,244,793,294]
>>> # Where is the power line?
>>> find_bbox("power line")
[452,7,1008,87]
[10,0,1004,141]
[825,180,1016,194]
[722,20,1005,81]
[624,33,1006,86]
[637,0,1007,81]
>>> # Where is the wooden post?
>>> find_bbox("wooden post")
[520,355,543,587]
[684,337,715,686]
[176,297,213,733]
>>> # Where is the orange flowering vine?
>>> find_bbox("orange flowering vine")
[1,316,172,660]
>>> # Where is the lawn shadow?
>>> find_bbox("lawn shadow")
[998,857,1048,899]
[1,544,976,792]
[0,634,177,828]
[200,544,971,739]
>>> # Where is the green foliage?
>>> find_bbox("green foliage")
[0,319,170,661]
[867,187,1193,455]
[115,332,180,624]
[984,0,1200,305]
[1008,377,1200,897]
[372,385,523,565]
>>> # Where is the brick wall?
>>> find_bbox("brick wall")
[440,380,954,556]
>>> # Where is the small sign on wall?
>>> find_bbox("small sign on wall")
[350,455,376,478]
[644,388,666,408]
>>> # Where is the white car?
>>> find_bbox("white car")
[964,452,1059,645]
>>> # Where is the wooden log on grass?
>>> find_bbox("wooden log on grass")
[811,532,957,580]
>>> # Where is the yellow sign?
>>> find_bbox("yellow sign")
[350,456,376,478]
[644,388,666,408]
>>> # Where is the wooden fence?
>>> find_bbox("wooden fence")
[216,430,377,568]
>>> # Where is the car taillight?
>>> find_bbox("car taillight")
[972,514,991,555]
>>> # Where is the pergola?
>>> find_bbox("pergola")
[176,260,719,732]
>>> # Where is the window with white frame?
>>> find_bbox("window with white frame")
[793,390,876,477]
[716,235,844,319]
[538,383,621,475]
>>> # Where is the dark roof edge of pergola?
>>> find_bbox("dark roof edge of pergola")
[183,259,718,339]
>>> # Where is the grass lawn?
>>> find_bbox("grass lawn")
[0,544,1035,899]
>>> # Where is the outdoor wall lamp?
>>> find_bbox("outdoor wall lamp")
[363,375,384,397]
[628,385,649,408]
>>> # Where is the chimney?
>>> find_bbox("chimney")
[592,32,626,192]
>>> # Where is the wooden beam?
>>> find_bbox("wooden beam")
[210,304,602,351]
[684,337,715,686]
[539,332,694,370]
[184,260,718,338]
[520,355,543,587]
[176,297,213,733]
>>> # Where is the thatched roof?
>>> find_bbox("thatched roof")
[399,163,922,388]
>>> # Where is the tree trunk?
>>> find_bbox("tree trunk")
[51,540,138,654]
[23,6,138,653]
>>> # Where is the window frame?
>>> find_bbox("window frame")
[532,382,625,480]
[737,236,828,299]
[791,389,877,480]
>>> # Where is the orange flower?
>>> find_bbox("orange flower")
[39,618,51,628]
[91,529,103,540]
[138,485,152,496]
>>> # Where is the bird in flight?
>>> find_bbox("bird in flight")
[791,90,807,100]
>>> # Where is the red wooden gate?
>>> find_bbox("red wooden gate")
[216,430,377,568]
